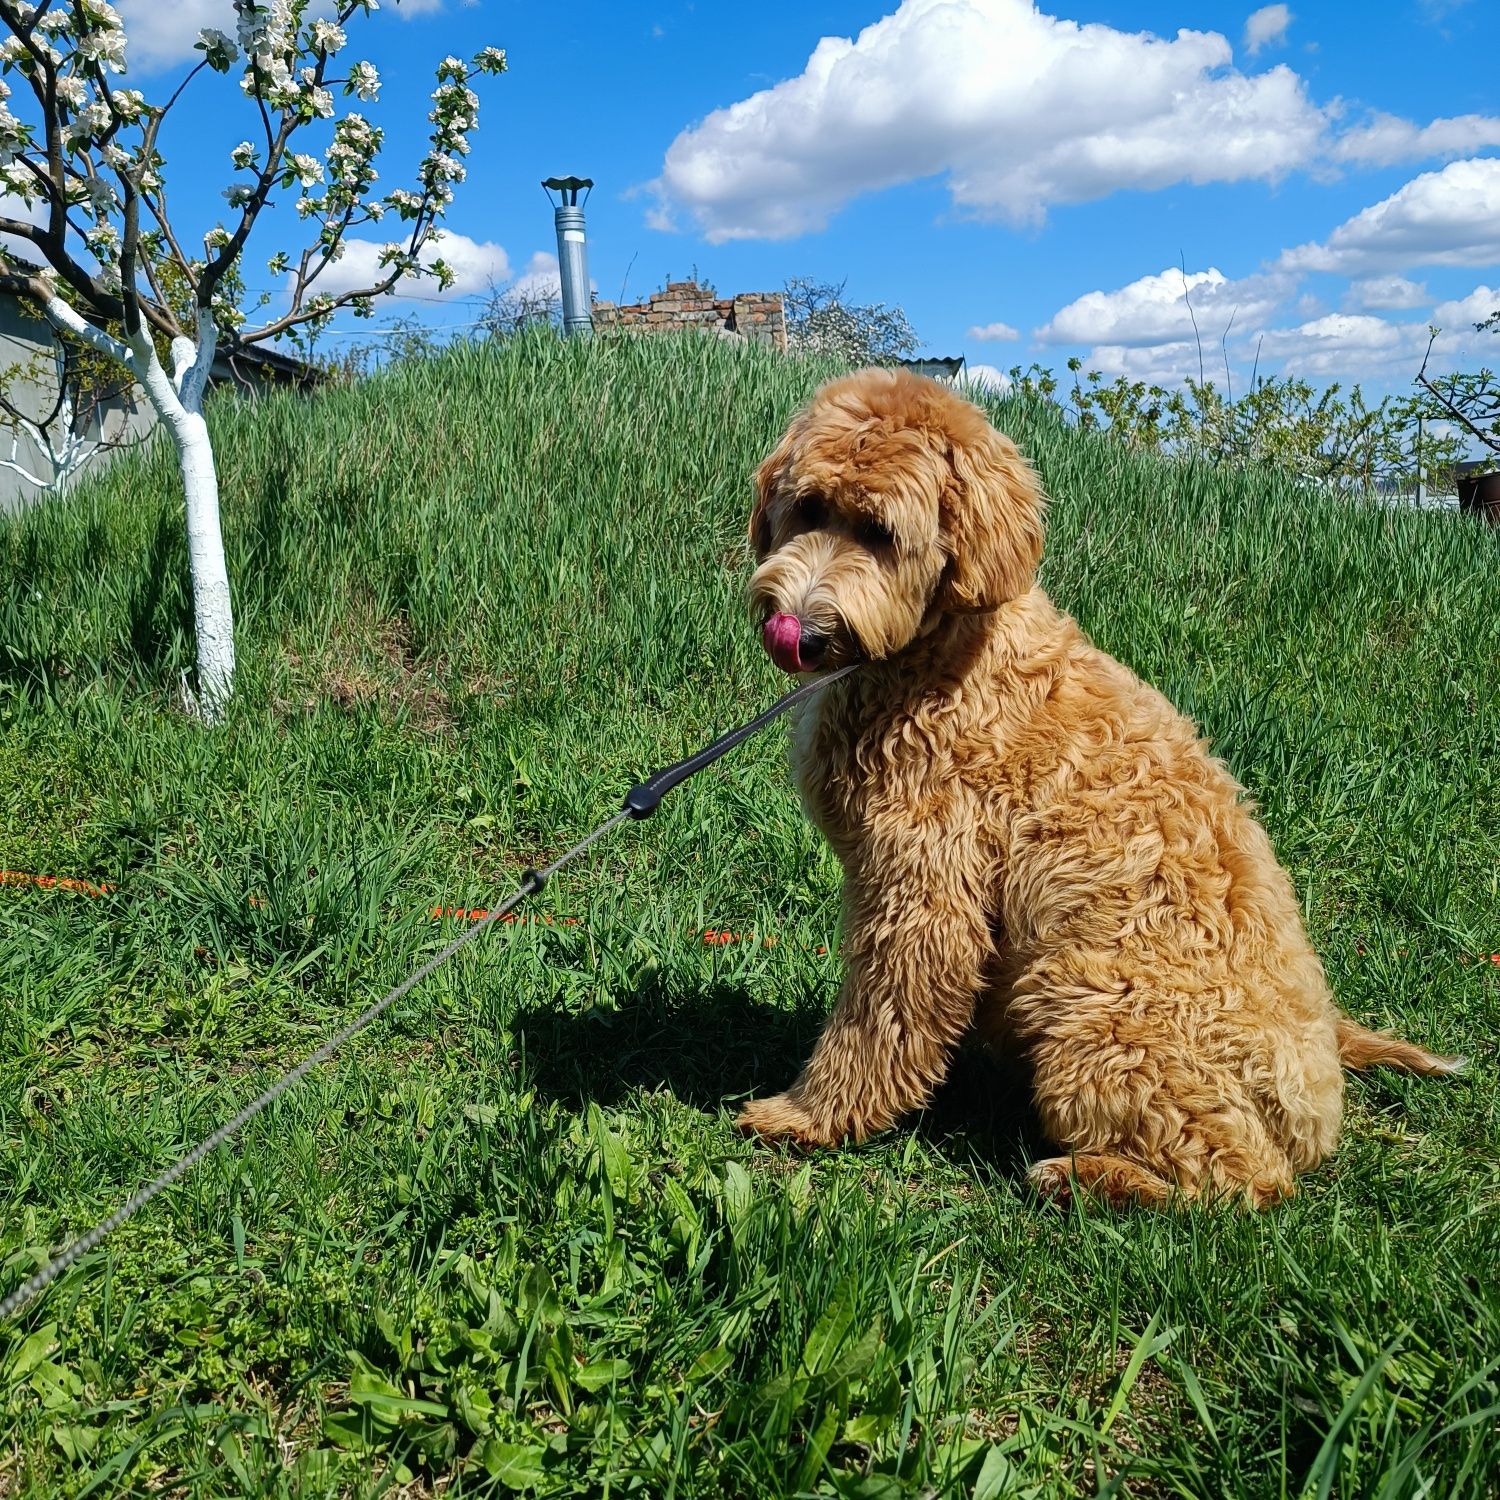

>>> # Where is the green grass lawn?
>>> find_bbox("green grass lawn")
[2,330,1498,1498]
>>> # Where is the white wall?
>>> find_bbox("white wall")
[0,294,159,514]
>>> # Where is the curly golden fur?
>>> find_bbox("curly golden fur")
[739,367,1462,1209]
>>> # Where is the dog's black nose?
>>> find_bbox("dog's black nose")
[799,627,830,663]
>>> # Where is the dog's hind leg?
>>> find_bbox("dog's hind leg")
[1027,1146,1293,1210]
[1018,975,1307,1211]
[737,844,995,1149]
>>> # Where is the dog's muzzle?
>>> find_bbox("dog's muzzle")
[762,613,829,675]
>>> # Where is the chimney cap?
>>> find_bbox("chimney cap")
[542,175,593,206]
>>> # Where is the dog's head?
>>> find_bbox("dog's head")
[748,368,1045,673]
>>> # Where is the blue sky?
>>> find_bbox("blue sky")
[13,1,1500,394]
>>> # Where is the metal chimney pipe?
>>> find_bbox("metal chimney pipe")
[542,176,594,337]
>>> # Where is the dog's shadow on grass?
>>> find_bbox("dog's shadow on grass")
[513,975,1048,1177]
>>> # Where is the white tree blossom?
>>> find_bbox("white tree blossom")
[347,59,377,100]
[309,19,345,54]
[0,0,507,716]
[782,277,921,365]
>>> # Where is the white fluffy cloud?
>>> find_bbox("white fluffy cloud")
[507,250,565,302]
[1432,284,1499,331]
[114,0,436,73]
[961,364,1012,394]
[1036,266,1288,347]
[115,0,342,72]
[1036,262,1473,386]
[1281,157,1500,274]
[0,193,46,263]
[1243,4,1292,55]
[1345,274,1429,310]
[968,321,1020,341]
[306,231,510,302]
[115,0,230,72]
[1252,313,1431,377]
[1082,340,1212,384]
[993,158,1500,386]
[420,233,512,298]
[1330,111,1500,166]
[485,251,595,317]
[652,0,1328,241]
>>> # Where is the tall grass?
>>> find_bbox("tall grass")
[1,329,1497,1497]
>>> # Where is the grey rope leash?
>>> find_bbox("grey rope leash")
[0,813,628,1324]
[0,663,856,1323]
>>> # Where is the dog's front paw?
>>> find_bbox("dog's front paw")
[736,1094,838,1150]
[1026,1157,1076,1206]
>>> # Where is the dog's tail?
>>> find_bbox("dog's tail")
[1336,1015,1466,1076]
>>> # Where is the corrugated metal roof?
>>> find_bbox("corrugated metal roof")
[897,356,967,379]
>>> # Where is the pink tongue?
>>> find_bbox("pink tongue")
[762,613,806,674]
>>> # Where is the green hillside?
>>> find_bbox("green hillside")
[2,330,1497,1497]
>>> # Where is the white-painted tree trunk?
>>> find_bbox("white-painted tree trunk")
[168,404,235,716]
[138,324,236,720]
[31,298,237,719]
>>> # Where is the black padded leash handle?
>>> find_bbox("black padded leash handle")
[622,664,858,819]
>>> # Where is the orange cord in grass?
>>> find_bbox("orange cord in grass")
[1,873,840,950]
[1,869,115,898]
[9,874,1487,966]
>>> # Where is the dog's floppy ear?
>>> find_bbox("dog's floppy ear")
[750,414,803,560]
[937,422,1045,612]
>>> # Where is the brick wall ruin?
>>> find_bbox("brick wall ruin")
[591,281,786,351]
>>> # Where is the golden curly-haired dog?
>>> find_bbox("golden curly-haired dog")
[739,368,1462,1208]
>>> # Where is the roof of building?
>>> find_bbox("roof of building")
[1,272,320,389]
[897,356,968,380]
[211,338,321,391]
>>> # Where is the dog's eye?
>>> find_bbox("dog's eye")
[855,517,895,551]
[753,511,773,557]
[796,493,828,529]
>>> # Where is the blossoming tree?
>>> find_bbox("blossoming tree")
[0,0,506,714]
